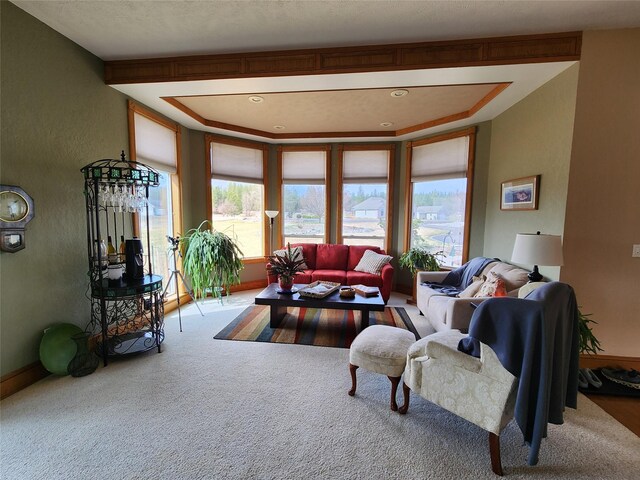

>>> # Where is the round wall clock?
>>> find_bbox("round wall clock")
[0,185,35,253]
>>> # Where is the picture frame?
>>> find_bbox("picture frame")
[500,175,540,210]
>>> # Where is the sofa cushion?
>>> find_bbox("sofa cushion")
[487,262,530,293]
[311,269,347,284]
[354,249,392,275]
[347,245,382,271]
[346,270,384,288]
[273,245,308,269]
[289,243,317,270]
[293,270,314,284]
[316,244,349,270]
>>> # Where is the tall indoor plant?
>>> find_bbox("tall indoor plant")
[578,309,602,355]
[399,247,443,304]
[179,221,244,302]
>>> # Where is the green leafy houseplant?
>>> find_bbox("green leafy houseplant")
[179,221,244,301]
[578,308,603,355]
[266,243,306,290]
[398,247,443,277]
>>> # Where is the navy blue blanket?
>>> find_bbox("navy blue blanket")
[458,282,579,466]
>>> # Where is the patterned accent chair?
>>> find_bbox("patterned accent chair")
[398,330,517,476]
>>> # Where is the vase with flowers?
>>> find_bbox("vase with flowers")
[267,243,306,293]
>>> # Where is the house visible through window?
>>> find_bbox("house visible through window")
[280,148,329,246]
[130,103,181,297]
[408,130,474,267]
[339,147,393,249]
[209,139,267,259]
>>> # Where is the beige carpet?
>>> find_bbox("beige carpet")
[1,298,639,480]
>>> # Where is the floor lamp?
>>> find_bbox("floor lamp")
[265,210,279,255]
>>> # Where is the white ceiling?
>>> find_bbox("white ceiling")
[11,1,640,143]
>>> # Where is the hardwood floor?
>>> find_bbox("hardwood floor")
[583,394,640,436]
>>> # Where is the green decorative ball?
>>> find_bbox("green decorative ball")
[39,323,84,375]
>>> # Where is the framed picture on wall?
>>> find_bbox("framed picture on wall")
[500,175,540,210]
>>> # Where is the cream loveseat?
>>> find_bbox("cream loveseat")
[417,258,529,332]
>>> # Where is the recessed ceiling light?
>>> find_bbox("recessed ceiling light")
[248,95,264,103]
[273,125,285,130]
[390,89,409,98]
[380,122,393,127]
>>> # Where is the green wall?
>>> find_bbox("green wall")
[482,64,579,280]
[0,2,131,375]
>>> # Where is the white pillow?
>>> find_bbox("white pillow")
[458,275,485,298]
[354,249,392,275]
[273,246,308,270]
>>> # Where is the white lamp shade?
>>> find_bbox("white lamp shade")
[265,210,279,219]
[512,233,564,266]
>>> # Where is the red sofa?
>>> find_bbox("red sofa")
[266,243,393,303]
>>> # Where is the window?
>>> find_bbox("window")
[338,146,394,249]
[405,129,475,268]
[279,147,330,246]
[129,101,182,298]
[207,137,267,259]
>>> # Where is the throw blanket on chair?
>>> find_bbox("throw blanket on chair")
[458,282,580,466]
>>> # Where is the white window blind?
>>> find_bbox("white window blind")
[282,151,326,184]
[134,112,178,174]
[343,150,389,183]
[211,142,263,184]
[411,135,470,182]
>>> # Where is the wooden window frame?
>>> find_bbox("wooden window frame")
[204,134,269,263]
[277,145,331,247]
[127,100,183,299]
[336,144,395,251]
[404,127,476,264]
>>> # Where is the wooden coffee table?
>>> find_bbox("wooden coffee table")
[255,283,386,329]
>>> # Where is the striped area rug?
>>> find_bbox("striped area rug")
[214,306,419,349]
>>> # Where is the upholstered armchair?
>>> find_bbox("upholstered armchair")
[399,330,517,475]
[400,282,579,476]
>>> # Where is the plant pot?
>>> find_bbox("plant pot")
[278,275,294,292]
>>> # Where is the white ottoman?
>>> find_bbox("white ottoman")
[348,325,416,411]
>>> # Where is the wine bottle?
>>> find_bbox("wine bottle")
[119,235,126,262]
[107,236,117,264]
[98,239,108,267]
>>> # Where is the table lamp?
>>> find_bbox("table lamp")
[511,231,563,282]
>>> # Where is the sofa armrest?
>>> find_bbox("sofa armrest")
[445,297,491,331]
[426,340,482,373]
[266,263,277,284]
[379,263,394,303]
[417,270,449,284]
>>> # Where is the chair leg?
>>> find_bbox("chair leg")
[348,363,358,396]
[398,381,410,414]
[387,376,400,411]
[489,432,503,476]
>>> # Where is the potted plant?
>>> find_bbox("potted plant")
[399,247,443,304]
[266,243,306,292]
[578,309,602,355]
[179,220,244,302]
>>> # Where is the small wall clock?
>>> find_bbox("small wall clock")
[0,185,35,253]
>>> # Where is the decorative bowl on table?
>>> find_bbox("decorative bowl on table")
[339,287,356,299]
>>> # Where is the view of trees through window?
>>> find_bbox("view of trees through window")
[140,171,175,296]
[410,178,467,267]
[283,184,325,245]
[342,184,387,248]
[211,179,263,257]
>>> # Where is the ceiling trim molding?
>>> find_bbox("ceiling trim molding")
[162,82,510,140]
[105,31,581,85]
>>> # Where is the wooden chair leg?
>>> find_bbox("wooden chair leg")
[398,381,410,414]
[387,376,400,411]
[489,432,503,476]
[348,364,358,396]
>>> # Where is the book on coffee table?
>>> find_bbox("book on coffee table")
[351,284,380,297]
